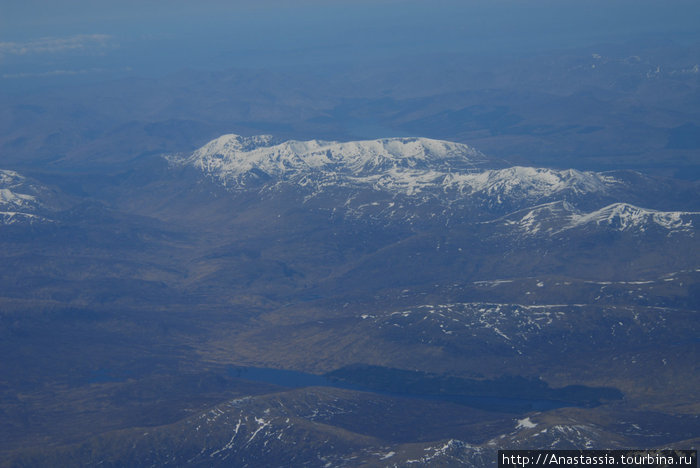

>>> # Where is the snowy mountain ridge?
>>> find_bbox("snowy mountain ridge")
[164,134,700,236]
[571,202,696,232]
[0,170,38,210]
[499,201,697,236]
[0,169,47,225]
[179,134,489,182]
[0,169,58,225]
[171,134,621,204]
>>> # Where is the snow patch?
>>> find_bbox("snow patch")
[516,417,538,429]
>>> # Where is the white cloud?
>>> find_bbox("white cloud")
[0,34,115,57]
[2,68,106,79]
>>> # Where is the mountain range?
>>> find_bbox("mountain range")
[1,134,698,466]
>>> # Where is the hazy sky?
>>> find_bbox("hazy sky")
[3,0,699,85]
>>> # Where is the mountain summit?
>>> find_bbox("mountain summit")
[171,134,489,190]
[170,135,622,203]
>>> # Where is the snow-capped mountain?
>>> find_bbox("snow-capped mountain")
[446,167,616,199]
[171,134,490,194]
[176,134,490,184]
[170,134,626,209]
[441,167,620,210]
[1,170,39,209]
[496,201,697,237]
[0,169,51,225]
[167,134,699,238]
[570,203,696,233]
